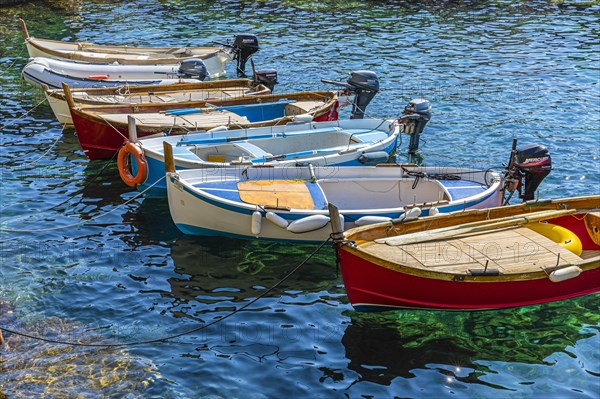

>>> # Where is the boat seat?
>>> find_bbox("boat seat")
[232,142,272,158]
[348,130,389,142]
[170,146,200,160]
[237,180,326,210]
[438,179,488,201]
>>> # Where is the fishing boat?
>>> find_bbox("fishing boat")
[64,85,343,160]
[19,19,259,77]
[22,57,209,90]
[43,77,273,127]
[65,70,381,160]
[332,195,600,311]
[164,160,503,242]
[122,117,406,195]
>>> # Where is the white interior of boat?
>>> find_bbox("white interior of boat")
[318,178,450,210]
[185,129,389,163]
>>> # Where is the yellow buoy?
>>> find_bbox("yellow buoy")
[527,222,583,256]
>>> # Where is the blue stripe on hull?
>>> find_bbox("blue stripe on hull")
[174,223,329,244]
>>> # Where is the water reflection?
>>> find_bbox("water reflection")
[342,295,600,387]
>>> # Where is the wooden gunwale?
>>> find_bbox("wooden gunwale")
[44,79,269,103]
[70,91,338,134]
[341,195,600,283]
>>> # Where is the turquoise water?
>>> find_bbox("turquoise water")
[1,1,599,397]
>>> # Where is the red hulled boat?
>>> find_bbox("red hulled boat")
[64,84,341,160]
[334,195,600,311]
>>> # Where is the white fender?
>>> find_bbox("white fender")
[251,211,262,236]
[208,125,229,132]
[287,214,330,233]
[406,207,422,219]
[292,114,314,123]
[428,207,440,216]
[266,211,289,228]
[549,266,582,283]
[354,216,392,226]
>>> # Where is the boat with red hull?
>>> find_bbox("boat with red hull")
[64,86,340,160]
[334,195,600,311]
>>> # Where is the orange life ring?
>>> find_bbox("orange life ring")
[118,141,148,187]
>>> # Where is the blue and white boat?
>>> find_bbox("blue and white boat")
[130,118,404,196]
[165,163,503,243]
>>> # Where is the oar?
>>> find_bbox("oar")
[377,208,576,246]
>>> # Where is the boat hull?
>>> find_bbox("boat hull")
[337,196,600,311]
[24,42,231,78]
[338,248,600,311]
[70,92,340,160]
[166,166,503,243]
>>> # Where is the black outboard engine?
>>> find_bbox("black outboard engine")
[231,34,260,75]
[514,143,552,201]
[178,59,208,81]
[503,140,552,203]
[400,99,432,156]
[253,68,278,92]
[321,70,379,119]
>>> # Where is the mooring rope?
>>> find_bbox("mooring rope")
[0,176,164,233]
[0,47,25,76]
[22,123,67,166]
[0,237,332,347]
[0,96,49,131]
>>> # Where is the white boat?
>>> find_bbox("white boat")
[125,118,404,196]
[43,78,272,126]
[21,57,207,90]
[19,19,259,77]
[165,163,503,242]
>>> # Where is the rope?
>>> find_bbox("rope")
[47,151,120,211]
[22,123,67,166]
[0,47,25,76]
[97,114,130,141]
[0,176,164,233]
[0,237,332,347]
[0,96,49,131]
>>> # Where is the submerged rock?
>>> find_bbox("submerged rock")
[0,298,162,398]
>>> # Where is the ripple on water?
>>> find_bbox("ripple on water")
[1,1,599,398]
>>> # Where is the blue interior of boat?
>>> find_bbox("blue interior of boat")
[439,179,488,200]
[165,100,297,122]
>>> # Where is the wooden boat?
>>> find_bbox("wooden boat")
[21,57,208,90]
[332,195,600,311]
[19,19,259,77]
[164,162,503,242]
[63,85,342,160]
[43,79,271,127]
[121,117,405,195]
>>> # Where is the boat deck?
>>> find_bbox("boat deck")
[78,88,253,104]
[101,110,250,129]
[360,226,590,275]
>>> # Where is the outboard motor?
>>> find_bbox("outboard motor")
[178,59,208,81]
[232,34,260,75]
[400,99,432,156]
[321,70,379,119]
[503,140,552,203]
[253,68,278,92]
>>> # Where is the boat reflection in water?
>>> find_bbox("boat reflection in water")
[340,296,599,394]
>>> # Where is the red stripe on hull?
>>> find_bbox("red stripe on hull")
[338,249,600,311]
